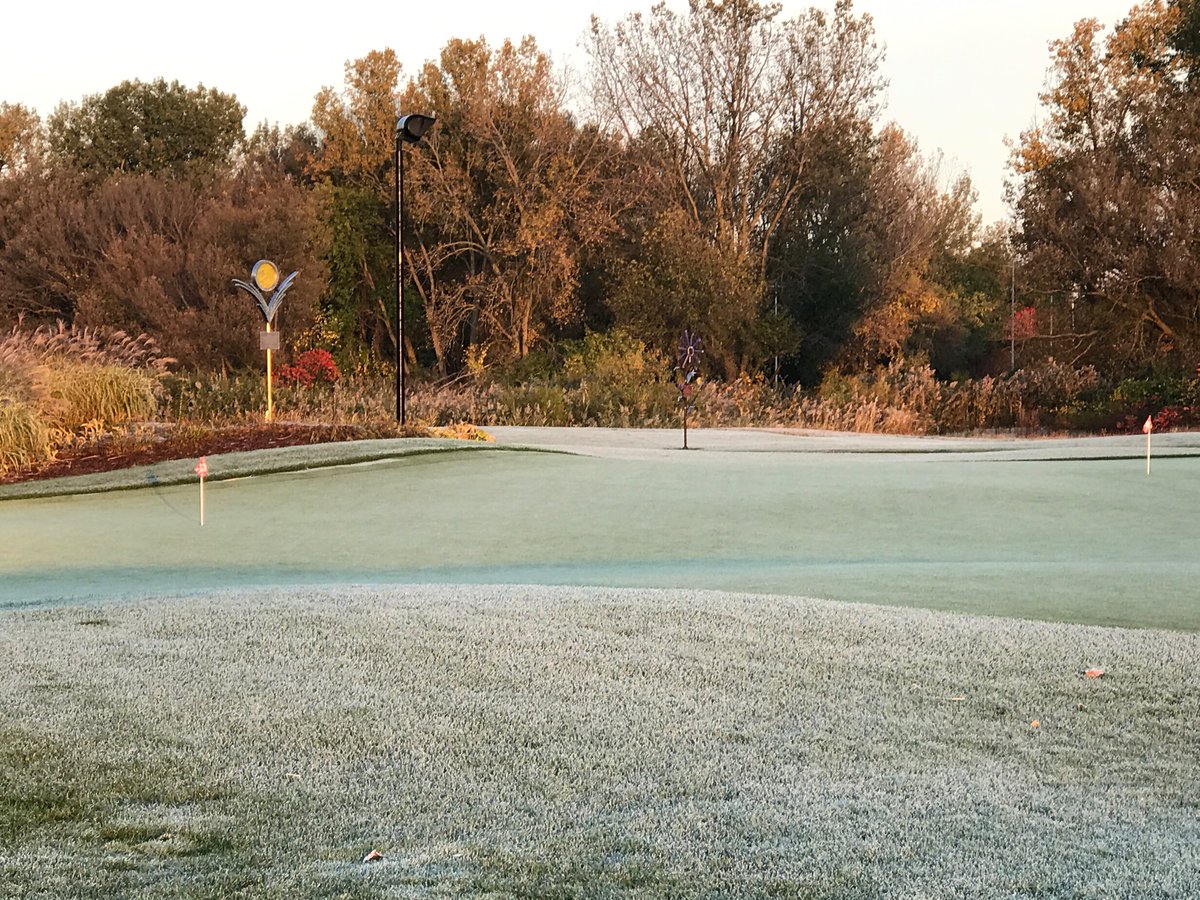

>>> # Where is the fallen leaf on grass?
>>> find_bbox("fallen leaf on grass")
[363,850,384,863]
[1084,667,1105,679]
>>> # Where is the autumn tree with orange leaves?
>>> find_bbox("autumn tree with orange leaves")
[1011,0,1200,372]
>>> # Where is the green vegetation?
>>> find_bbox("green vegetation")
[3,316,1194,480]
[3,2,1200,888]
[153,344,1200,435]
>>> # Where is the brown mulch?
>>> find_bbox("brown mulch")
[1,423,418,485]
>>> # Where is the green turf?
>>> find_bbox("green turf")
[3,440,1198,630]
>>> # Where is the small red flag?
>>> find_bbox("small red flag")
[1142,416,1153,435]
[194,457,208,478]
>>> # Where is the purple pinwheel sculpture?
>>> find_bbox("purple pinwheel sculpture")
[674,330,704,449]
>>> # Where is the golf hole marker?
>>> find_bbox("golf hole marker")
[233,260,299,422]
[1143,415,1153,475]
[194,456,208,526]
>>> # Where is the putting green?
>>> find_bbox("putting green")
[3,428,1198,630]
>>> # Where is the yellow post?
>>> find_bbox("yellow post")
[265,321,274,422]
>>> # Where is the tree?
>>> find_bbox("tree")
[308,50,405,359]
[0,165,324,367]
[589,0,884,374]
[840,127,980,370]
[243,122,320,186]
[0,103,40,176]
[1011,1,1200,372]
[609,207,761,365]
[763,116,985,382]
[46,79,245,176]
[764,115,877,382]
[401,37,623,373]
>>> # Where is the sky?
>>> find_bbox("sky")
[1,0,1140,225]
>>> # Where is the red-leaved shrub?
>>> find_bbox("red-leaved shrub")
[276,349,340,388]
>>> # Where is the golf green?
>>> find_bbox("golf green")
[4,432,1197,630]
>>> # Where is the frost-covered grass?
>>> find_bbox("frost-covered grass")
[1,585,1197,898]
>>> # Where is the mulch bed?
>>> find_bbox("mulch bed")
[1,423,414,485]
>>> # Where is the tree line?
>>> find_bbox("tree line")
[1,0,1196,385]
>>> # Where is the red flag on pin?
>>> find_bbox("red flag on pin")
[1142,416,1153,434]
[195,456,208,478]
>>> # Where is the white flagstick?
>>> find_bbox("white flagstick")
[195,457,209,525]
[1143,416,1153,475]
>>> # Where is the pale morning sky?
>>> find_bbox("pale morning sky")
[2,0,1139,224]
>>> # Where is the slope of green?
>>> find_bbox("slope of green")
[2,433,1197,630]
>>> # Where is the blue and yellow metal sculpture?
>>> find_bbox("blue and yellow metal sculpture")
[233,260,298,421]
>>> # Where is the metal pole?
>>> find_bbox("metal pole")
[395,137,406,425]
[265,319,274,422]
[773,287,779,387]
[1010,257,1016,371]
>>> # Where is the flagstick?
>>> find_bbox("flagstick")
[1146,430,1151,476]
[200,474,206,526]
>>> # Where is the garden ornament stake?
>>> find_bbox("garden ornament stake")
[674,330,704,450]
[233,260,298,422]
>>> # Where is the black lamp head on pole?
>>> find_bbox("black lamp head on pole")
[397,114,437,144]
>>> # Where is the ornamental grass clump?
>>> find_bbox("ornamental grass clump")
[0,398,51,473]
[0,322,166,473]
[35,362,157,431]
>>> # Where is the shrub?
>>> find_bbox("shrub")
[36,362,157,431]
[276,349,340,388]
[0,398,51,473]
[1109,373,1197,409]
[429,423,494,442]
[558,331,675,425]
[162,372,266,424]
[1115,404,1200,434]
[0,323,164,472]
[998,360,1100,428]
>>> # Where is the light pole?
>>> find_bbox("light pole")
[1010,257,1016,371]
[394,113,436,425]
